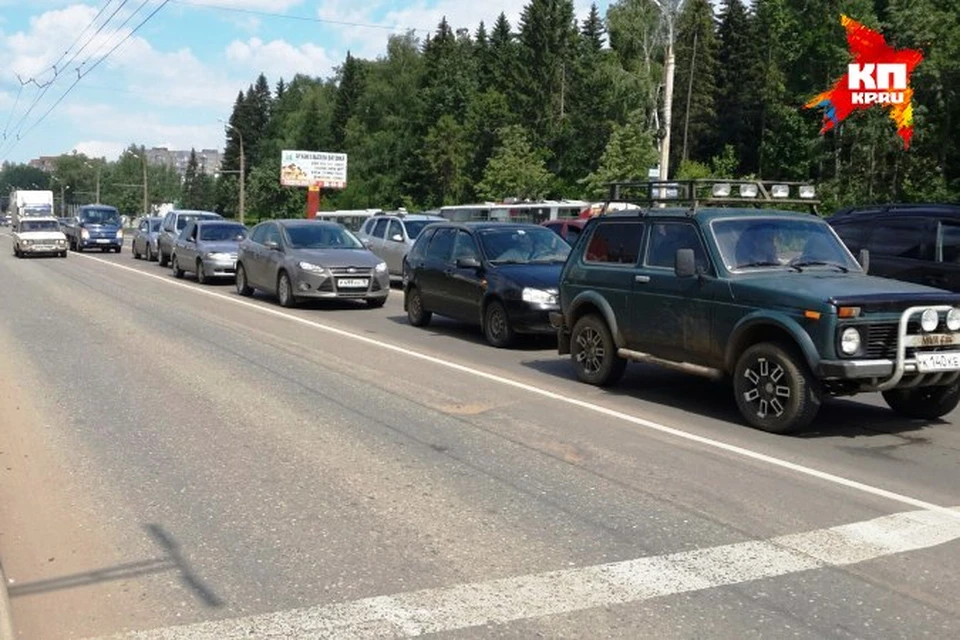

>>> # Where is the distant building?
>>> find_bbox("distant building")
[27,156,59,172]
[144,147,222,177]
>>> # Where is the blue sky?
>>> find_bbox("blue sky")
[0,0,614,165]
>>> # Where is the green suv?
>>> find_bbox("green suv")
[550,181,960,434]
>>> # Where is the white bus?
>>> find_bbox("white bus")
[440,200,590,224]
[313,209,383,232]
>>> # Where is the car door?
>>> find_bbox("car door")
[366,218,389,261]
[632,220,718,364]
[419,227,457,315]
[380,219,407,275]
[863,216,935,287]
[160,213,176,255]
[135,219,148,253]
[259,223,285,290]
[578,219,645,347]
[445,230,485,321]
[177,222,198,267]
[243,223,271,288]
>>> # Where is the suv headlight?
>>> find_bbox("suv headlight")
[116,229,123,239]
[921,308,939,332]
[522,288,558,305]
[375,261,387,273]
[840,327,861,355]
[297,261,328,275]
[81,228,90,240]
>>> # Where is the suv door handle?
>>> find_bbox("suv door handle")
[635,275,650,283]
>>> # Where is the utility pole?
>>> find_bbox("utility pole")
[220,120,245,224]
[85,161,102,202]
[652,0,684,196]
[125,149,149,214]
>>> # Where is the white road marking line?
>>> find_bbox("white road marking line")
[93,506,960,639]
[46,250,959,520]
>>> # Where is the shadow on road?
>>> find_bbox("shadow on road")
[8,523,224,608]
[519,357,944,440]
[385,314,558,351]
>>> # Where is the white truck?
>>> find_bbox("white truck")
[9,190,55,226]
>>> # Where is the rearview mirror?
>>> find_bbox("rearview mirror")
[456,256,481,269]
[675,248,696,278]
[390,233,404,243]
[858,248,869,273]
[265,240,281,251]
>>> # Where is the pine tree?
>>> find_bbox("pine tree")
[582,3,604,53]
[475,21,492,90]
[477,125,553,200]
[331,52,365,150]
[715,0,756,173]
[490,13,520,99]
[297,93,326,151]
[182,149,199,207]
[671,0,719,170]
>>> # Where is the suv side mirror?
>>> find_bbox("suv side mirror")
[675,248,696,278]
[456,256,481,269]
[858,248,870,273]
[390,233,404,243]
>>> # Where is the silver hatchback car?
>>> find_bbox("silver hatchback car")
[357,212,445,278]
[235,219,390,308]
[171,220,247,283]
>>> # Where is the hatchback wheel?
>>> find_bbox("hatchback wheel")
[483,300,515,348]
[236,263,253,296]
[146,244,154,261]
[406,286,431,326]
[172,255,184,278]
[158,250,168,267]
[277,271,296,307]
[570,314,625,386]
[196,260,207,284]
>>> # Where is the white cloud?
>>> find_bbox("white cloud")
[71,139,127,160]
[62,102,224,154]
[225,37,338,79]
[183,0,303,9]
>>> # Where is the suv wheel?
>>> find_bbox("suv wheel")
[882,383,960,420]
[484,300,515,348]
[406,286,432,326]
[733,342,821,434]
[277,271,296,307]
[235,263,253,296]
[570,314,626,386]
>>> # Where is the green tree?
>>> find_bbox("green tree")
[477,125,553,200]
[715,0,756,173]
[331,52,366,150]
[580,110,657,197]
[672,0,719,169]
[182,149,216,210]
[421,115,470,205]
[0,164,51,205]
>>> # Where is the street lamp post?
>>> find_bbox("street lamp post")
[85,161,102,203]
[652,0,684,194]
[126,149,149,215]
[220,119,245,225]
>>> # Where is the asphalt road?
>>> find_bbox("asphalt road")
[0,234,958,639]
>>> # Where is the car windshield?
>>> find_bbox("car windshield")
[478,227,571,264]
[284,224,364,249]
[177,214,217,230]
[200,224,247,241]
[20,220,60,232]
[81,208,121,225]
[711,217,860,272]
[404,220,440,239]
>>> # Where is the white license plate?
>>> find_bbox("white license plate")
[96,238,110,243]
[35,245,55,251]
[337,278,369,288]
[916,351,960,372]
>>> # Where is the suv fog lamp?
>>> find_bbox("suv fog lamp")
[738,183,758,197]
[921,308,939,332]
[840,327,861,355]
[711,183,731,197]
[799,185,816,199]
[947,308,960,331]
[771,184,790,198]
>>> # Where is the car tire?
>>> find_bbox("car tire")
[366,297,386,308]
[60,251,67,258]
[483,300,516,348]
[196,260,207,284]
[158,250,169,267]
[171,255,184,278]
[236,263,253,296]
[133,243,141,259]
[406,286,432,327]
[570,314,626,386]
[277,271,296,308]
[733,342,821,434]
[146,244,154,261]
[13,245,20,258]
[882,383,960,420]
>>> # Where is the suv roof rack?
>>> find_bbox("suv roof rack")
[603,179,821,216]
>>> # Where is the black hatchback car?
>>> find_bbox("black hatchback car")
[826,203,960,291]
[402,222,571,347]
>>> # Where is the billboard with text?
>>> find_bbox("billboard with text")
[280,150,347,188]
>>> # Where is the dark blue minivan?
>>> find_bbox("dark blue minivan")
[65,204,124,253]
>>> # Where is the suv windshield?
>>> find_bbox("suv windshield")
[284,224,364,250]
[81,208,121,225]
[479,227,571,264]
[200,223,247,241]
[712,217,860,272]
[403,220,440,239]
[20,220,60,232]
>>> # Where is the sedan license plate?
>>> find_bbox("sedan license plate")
[916,351,960,372]
[337,278,369,288]
[35,245,55,251]
[96,238,110,243]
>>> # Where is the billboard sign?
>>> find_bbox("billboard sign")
[280,150,347,188]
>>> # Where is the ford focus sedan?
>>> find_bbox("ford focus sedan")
[235,219,389,308]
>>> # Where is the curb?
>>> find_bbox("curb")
[0,557,14,640]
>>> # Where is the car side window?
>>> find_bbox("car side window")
[263,224,281,247]
[584,221,644,265]
[250,224,268,244]
[162,213,174,232]
[388,219,403,241]
[867,218,930,260]
[939,222,960,263]
[372,218,389,239]
[830,220,870,254]
[408,228,435,261]
[139,220,147,232]
[452,230,479,262]
[426,228,456,262]
[646,222,709,271]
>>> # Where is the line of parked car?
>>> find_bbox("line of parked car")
[16,188,960,436]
